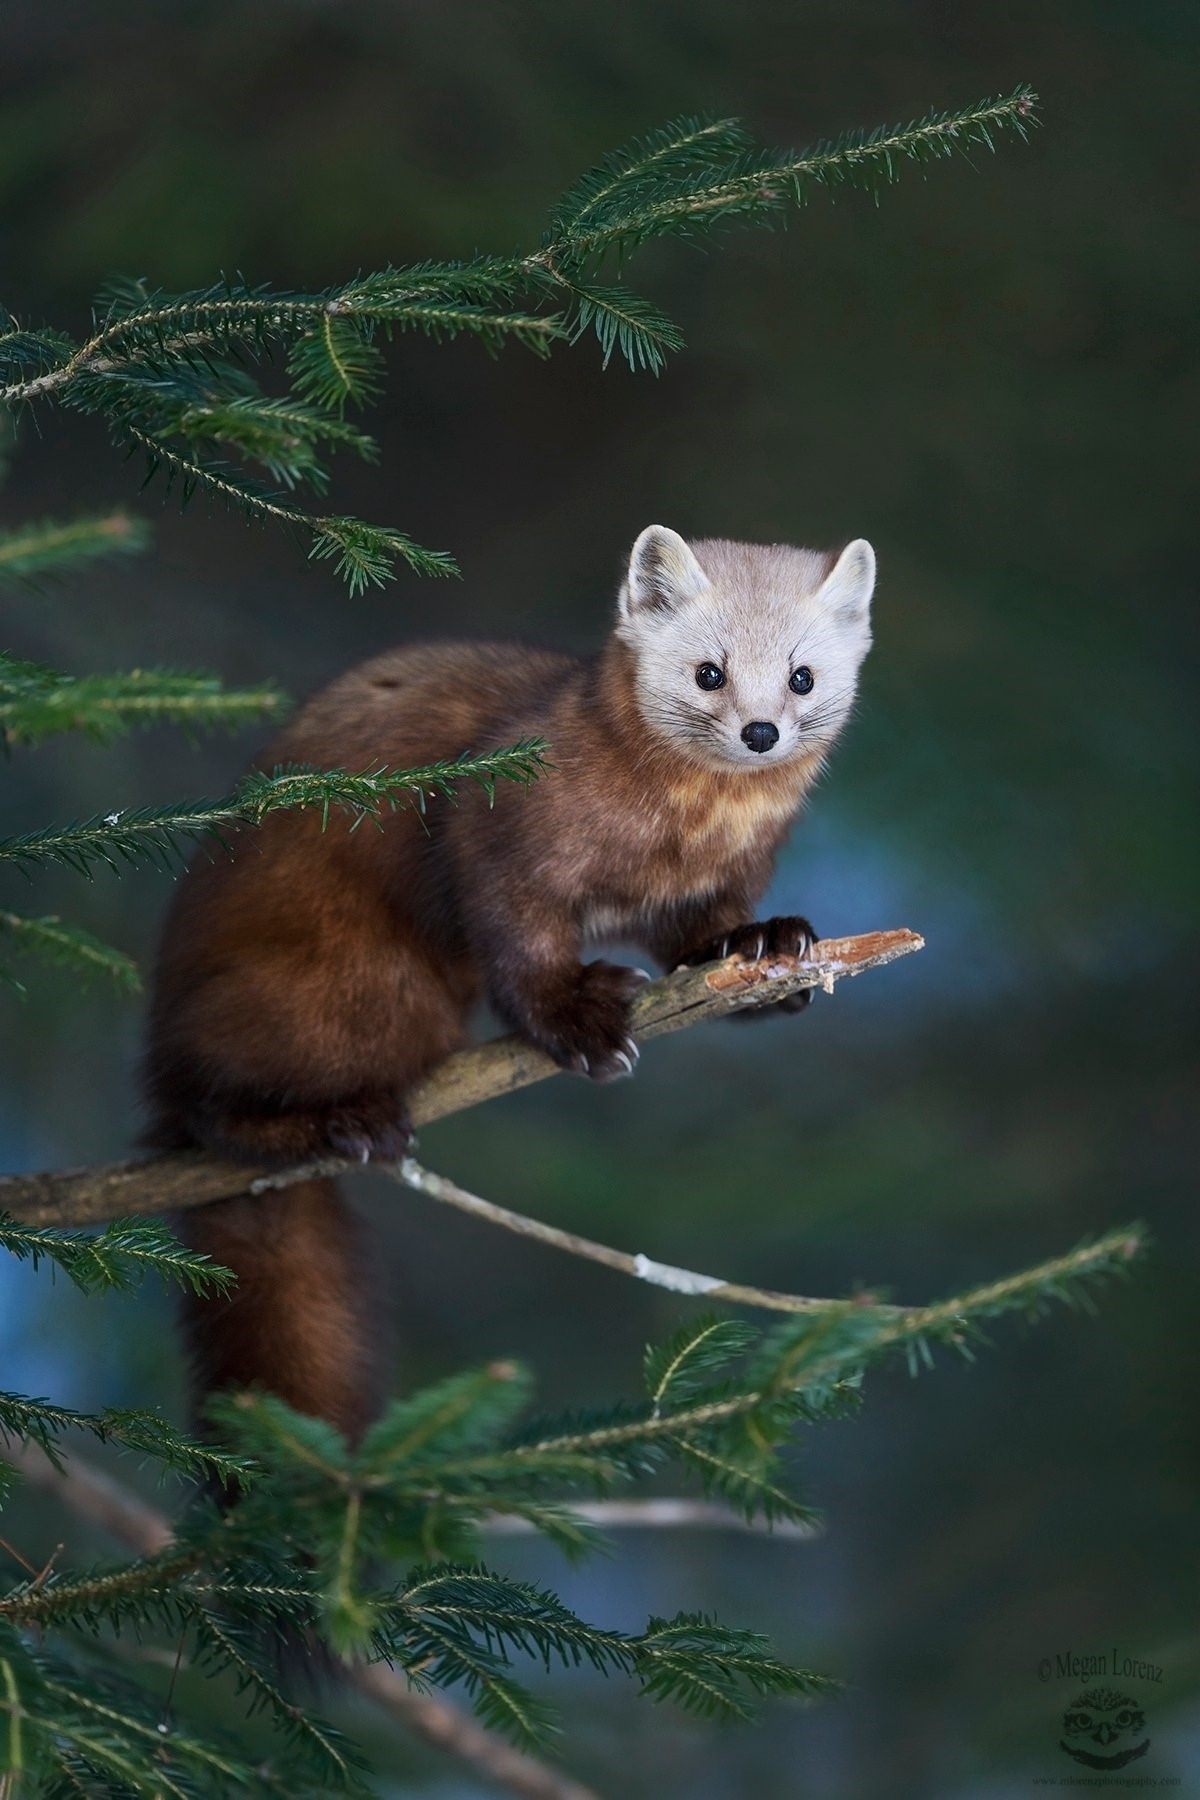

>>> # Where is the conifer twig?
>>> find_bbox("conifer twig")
[351,1665,601,1800]
[0,657,284,749]
[0,1439,812,1800]
[1,1440,603,1800]
[389,1157,870,1314]
[0,1442,817,1551]
[1,90,1036,591]
[0,929,923,1228]
[380,1164,1141,1329]
[0,511,149,585]
[0,911,140,994]
[479,1499,818,1541]
[0,742,549,878]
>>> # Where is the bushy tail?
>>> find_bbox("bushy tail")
[178,1178,384,1445]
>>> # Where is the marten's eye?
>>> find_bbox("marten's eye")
[695,663,725,691]
[789,666,815,695]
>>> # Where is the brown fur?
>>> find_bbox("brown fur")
[144,635,825,1437]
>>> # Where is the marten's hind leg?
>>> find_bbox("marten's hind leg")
[149,940,472,1167]
[191,1083,416,1165]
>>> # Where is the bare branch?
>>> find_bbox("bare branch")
[482,1498,819,1541]
[0,1440,172,1558]
[351,1665,602,1800]
[390,1156,890,1315]
[0,928,922,1231]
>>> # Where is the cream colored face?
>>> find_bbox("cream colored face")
[616,526,876,772]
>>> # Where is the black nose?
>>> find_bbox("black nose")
[741,720,779,755]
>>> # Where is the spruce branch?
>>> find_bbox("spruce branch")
[171,391,380,491]
[0,1391,248,1490]
[0,1213,232,1298]
[1,1439,813,1555]
[0,1193,1136,1784]
[540,87,1038,264]
[0,1633,251,1799]
[189,1608,368,1791]
[0,741,549,878]
[500,1227,1144,1469]
[0,912,139,994]
[0,512,148,587]
[353,1660,602,1800]
[0,654,284,748]
[125,425,457,587]
[0,88,1036,588]
[378,1568,831,1745]
[547,114,755,236]
[0,315,74,378]
[560,280,684,373]
[0,1219,1128,1754]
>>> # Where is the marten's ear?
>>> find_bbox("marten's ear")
[621,525,710,621]
[818,538,875,625]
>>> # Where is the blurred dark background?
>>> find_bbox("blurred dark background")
[1,2,1196,1795]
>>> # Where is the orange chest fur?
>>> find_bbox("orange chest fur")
[552,760,808,915]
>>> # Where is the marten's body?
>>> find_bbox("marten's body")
[144,527,876,1438]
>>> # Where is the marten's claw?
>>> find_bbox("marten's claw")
[325,1104,412,1165]
[528,960,645,1083]
[197,1091,412,1164]
[683,915,819,968]
[679,917,821,1024]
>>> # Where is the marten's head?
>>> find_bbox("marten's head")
[615,525,874,773]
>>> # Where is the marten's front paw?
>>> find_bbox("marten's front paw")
[678,917,819,1018]
[530,961,649,1083]
[680,915,818,968]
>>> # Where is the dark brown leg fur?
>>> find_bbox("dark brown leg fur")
[187,1084,413,1165]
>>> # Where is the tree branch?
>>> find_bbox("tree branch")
[0,1441,816,1797]
[351,1666,602,1800]
[390,1156,884,1315]
[0,1441,600,1799]
[0,928,922,1229]
[481,1498,818,1541]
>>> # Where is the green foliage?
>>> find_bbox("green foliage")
[0,1389,249,1495]
[0,910,139,994]
[0,1224,1141,1790]
[0,88,1036,591]
[0,651,284,748]
[0,742,550,878]
[0,1617,355,1798]
[0,1215,247,1493]
[0,511,149,587]
[547,90,1037,262]
[0,1212,232,1297]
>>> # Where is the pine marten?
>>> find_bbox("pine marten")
[143,526,876,1440]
